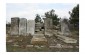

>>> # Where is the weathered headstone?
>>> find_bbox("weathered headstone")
[60,18,71,36]
[27,20,35,35]
[19,18,27,36]
[44,18,53,36]
[11,17,19,36]
[44,18,53,31]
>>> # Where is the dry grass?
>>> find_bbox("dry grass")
[6,30,79,52]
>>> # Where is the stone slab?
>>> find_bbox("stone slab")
[27,20,35,35]
[19,18,27,36]
[45,30,53,36]
[44,18,53,36]
[57,35,77,43]
[31,34,48,45]
[11,17,19,36]
[44,18,53,31]
[60,19,71,36]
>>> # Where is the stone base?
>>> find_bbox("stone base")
[31,34,48,45]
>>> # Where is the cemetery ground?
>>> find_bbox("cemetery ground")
[6,30,79,52]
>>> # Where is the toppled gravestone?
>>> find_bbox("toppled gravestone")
[57,35,77,43]
[54,18,77,44]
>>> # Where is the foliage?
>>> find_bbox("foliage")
[69,4,79,27]
[35,14,42,23]
[45,9,60,26]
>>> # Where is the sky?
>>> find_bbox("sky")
[6,3,77,22]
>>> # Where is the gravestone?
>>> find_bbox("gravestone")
[11,17,19,36]
[19,18,27,36]
[44,18,53,36]
[60,18,71,36]
[27,20,35,35]
[44,18,53,31]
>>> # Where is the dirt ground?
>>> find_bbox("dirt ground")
[6,30,79,52]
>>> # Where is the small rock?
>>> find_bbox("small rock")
[26,45,33,47]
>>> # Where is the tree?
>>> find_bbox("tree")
[45,9,60,26]
[69,4,79,27]
[35,14,42,23]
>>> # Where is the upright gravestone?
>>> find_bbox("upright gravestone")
[44,18,53,36]
[44,18,53,31]
[27,20,35,35]
[19,18,27,36]
[11,17,19,36]
[60,18,71,36]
